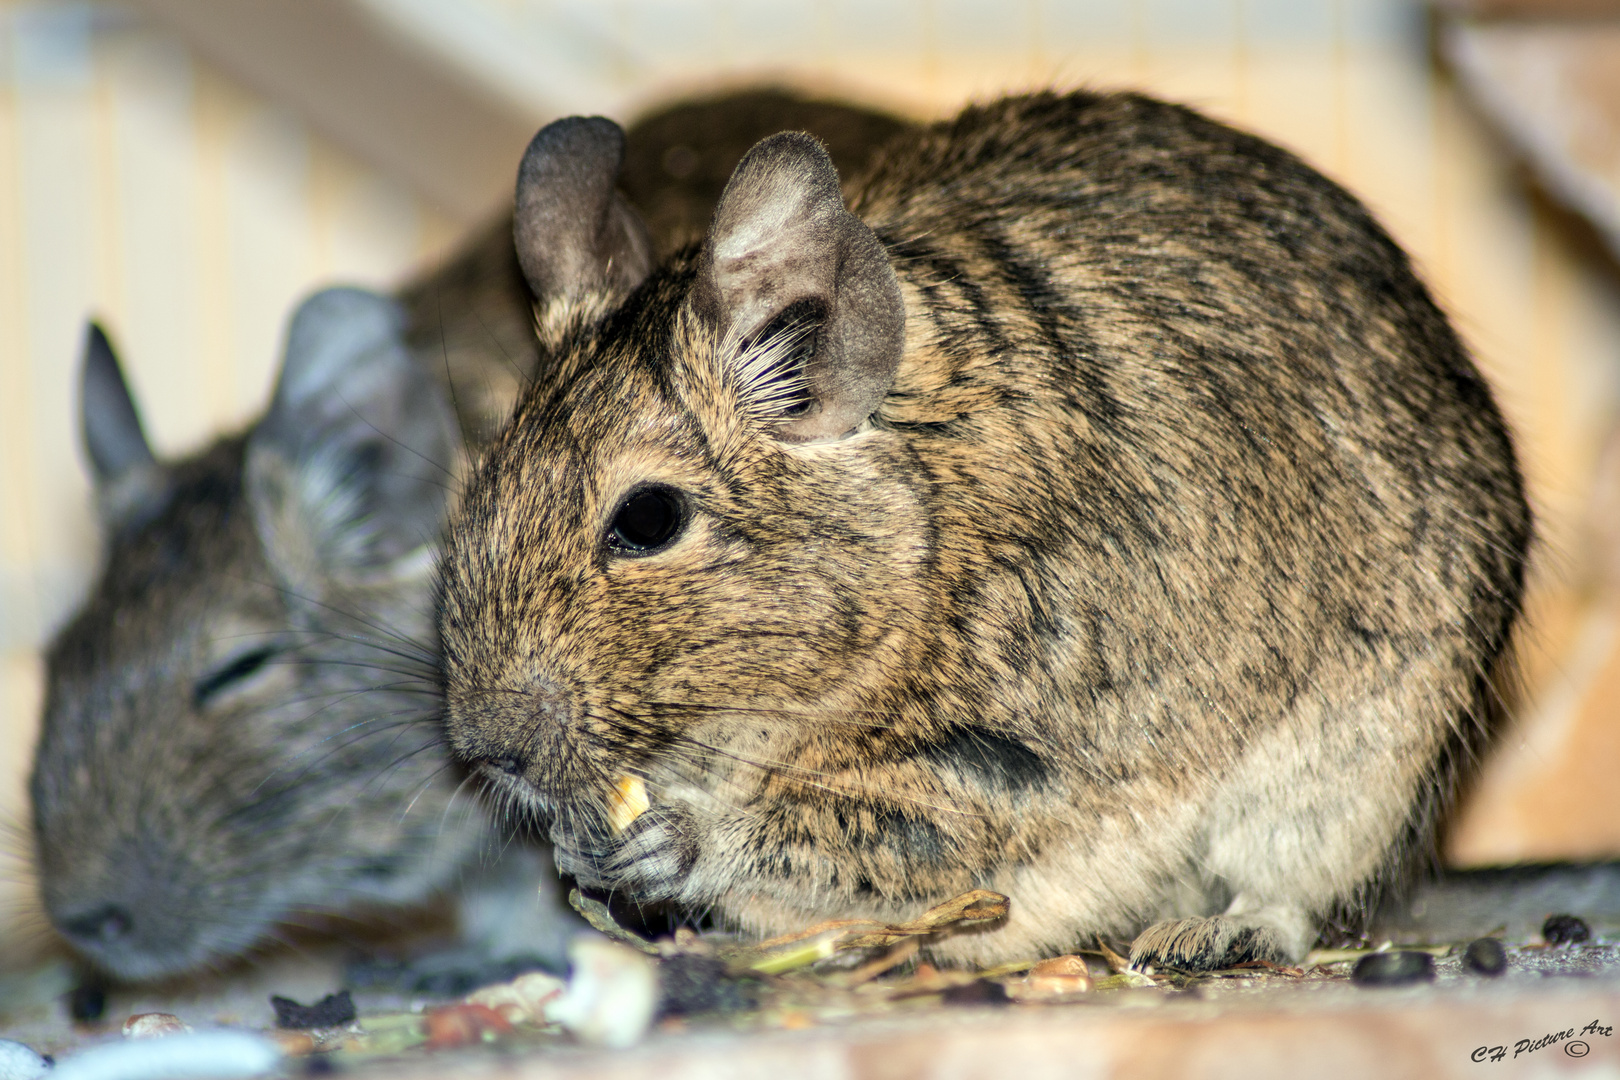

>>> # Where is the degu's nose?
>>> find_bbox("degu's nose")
[45,837,218,979]
[482,754,527,778]
[459,672,574,781]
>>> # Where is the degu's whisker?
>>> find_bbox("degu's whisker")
[603,706,983,820]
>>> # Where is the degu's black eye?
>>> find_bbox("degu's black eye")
[606,485,686,555]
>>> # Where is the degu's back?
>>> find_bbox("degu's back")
[29,89,912,985]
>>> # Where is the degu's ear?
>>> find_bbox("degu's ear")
[694,132,904,442]
[513,116,654,305]
[246,287,458,585]
[79,321,167,528]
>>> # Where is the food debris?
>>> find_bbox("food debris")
[265,1030,317,1056]
[1004,955,1093,1001]
[546,938,660,1048]
[423,1004,512,1049]
[48,1031,280,1080]
[734,890,1010,975]
[345,1012,429,1057]
[121,1013,190,1038]
[40,887,1596,1071]
[1306,943,1446,967]
[605,775,649,834]
[838,938,921,987]
[0,1038,51,1080]
[465,971,566,1025]
[270,991,355,1030]
[1094,938,1137,974]
[568,890,661,955]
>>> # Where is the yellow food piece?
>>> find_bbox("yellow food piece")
[605,775,648,834]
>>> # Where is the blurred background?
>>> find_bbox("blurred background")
[3,0,1620,952]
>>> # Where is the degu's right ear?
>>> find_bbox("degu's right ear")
[79,321,165,528]
[512,116,654,305]
[693,132,905,443]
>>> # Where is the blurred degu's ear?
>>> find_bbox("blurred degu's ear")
[247,287,459,585]
[81,322,155,481]
[513,116,654,305]
[694,131,905,443]
[79,321,168,528]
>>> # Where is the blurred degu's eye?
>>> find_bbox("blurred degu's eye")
[606,485,686,555]
[193,646,279,707]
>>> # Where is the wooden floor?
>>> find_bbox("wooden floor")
[3,938,1618,1079]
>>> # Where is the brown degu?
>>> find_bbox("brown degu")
[438,90,1532,971]
[29,89,911,984]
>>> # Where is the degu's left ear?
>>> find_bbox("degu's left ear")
[513,116,654,306]
[694,132,904,442]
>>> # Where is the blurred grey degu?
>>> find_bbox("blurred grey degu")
[439,90,1531,970]
[28,90,909,983]
[31,289,516,984]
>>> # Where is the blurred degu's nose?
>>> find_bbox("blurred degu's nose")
[42,836,220,979]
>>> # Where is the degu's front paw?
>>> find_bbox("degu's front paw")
[1128,914,1298,973]
[551,783,696,902]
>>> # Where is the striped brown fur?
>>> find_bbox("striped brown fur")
[441,90,1531,969]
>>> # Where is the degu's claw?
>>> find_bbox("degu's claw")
[606,775,648,834]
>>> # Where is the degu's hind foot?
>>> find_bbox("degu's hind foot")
[1128,906,1315,973]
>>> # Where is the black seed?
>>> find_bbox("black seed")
[271,990,356,1029]
[67,983,106,1022]
[1351,950,1434,987]
[1462,937,1507,976]
[1542,914,1591,946]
